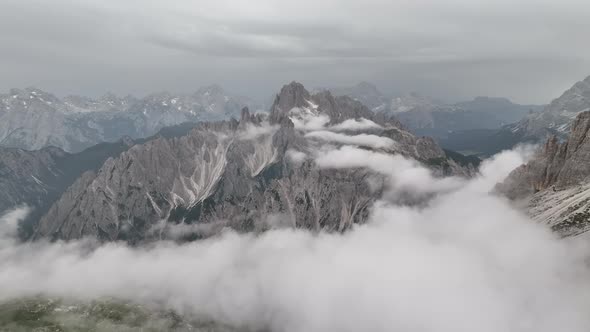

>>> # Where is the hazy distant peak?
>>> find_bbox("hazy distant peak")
[354,81,381,93]
[8,87,58,101]
[195,84,225,96]
[3,88,64,110]
[472,96,509,102]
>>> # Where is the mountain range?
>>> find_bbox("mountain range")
[0,86,262,152]
[326,82,543,137]
[6,78,590,242]
[442,75,590,156]
[1,82,478,242]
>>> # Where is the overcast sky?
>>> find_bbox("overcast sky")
[1,0,590,103]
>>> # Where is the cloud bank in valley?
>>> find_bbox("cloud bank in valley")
[2,145,590,331]
[305,131,396,149]
[327,118,382,132]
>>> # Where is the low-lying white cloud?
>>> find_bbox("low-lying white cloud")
[1,146,590,331]
[290,113,382,133]
[315,145,463,200]
[305,131,395,149]
[289,110,330,132]
[327,118,382,132]
[286,149,307,164]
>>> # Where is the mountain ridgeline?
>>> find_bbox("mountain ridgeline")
[0,86,262,152]
[442,75,590,156]
[327,82,542,134]
[0,82,478,243]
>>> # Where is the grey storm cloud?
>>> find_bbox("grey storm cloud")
[1,0,590,103]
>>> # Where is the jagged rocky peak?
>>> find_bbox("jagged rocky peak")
[239,107,265,125]
[500,111,590,199]
[63,95,97,107]
[8,87,51,99]
[311,90,373,123]
[6,80,478,243]
[269,81,386,126]
[28,89,473,242]
[240,106,252,122]
[498,111,590,237]
[4,87,64,109]
[196,84,225,96]
[143,91,174,104]
[354,81,380,94]
[269,81,312,123]
[547,76,590,115]
[565,109,590,154]
[99,92,137,109]
[509,74,590,139]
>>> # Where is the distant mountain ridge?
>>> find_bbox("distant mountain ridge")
[443,75,590,156]
[0,86,262,152]
[325,82,543,135]
[503,75,590,140]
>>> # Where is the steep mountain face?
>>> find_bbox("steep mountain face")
[0,122,199,238]
[0,87,261,152]
[506,76,590,141]
[499,111,590,236]
[0,139,136,237]
[0,146,67,214]
[29,82,476,243]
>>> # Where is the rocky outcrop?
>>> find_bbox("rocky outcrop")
[500,111,590,198]
[499,111,590,236]
[0,146,66,213]
[33,119,375,242]
[30,82,476,243]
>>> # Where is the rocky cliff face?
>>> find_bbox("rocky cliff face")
[499,111,590,236]
[29,82,476,243]
[0,120,202,235]
[0,87,261,152]
[503,75,590,142]
[0,146,66,213]
[0,139,137,237]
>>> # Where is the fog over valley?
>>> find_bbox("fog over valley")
[4,147,590,331]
